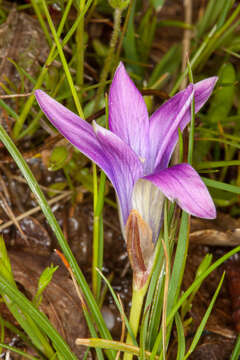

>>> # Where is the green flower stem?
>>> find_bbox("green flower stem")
[123,279,150,360]
[94,7,122,111]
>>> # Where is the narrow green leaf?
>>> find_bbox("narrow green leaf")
[33,264,58,307]
[0,275,77,360]
[175,312,185,360]
[231,335,240,360]
[0,124,115,360]
[0,343,39,360]
[202,178,240,195]
[184,273,225,359]
[96,268,137,346]
[197,160,240,170]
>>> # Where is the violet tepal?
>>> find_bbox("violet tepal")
[35,63,217,281]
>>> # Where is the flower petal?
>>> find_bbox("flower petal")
[144,163,216,219]
[149,84,194,172]
[194,77,218,113]
[149,77,218,171]
[35,90,143,226]
[35,90,109,172]
[109,62,149,163]
[93,122,143,225]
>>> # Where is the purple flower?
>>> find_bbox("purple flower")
[35,63,217,246]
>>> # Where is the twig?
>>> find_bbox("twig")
[0,93,32,99]
[0,192,28,243]
[0,191,72,232]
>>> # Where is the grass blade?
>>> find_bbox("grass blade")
[0,124,115,360]
[184,272,225,359]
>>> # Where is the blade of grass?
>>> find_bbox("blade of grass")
[0,317,4,355]
[197,160,240,170]
[143,240,165,350]
[13,0,92,139]
[202,177,240,194]
[0,98,18,120]
[144,215,176,350]
[168,247,240,328]
[196,4,240,71]
[184,272,225,359]
[30,0,52,46]
[0,124,115,360]
[187,61,195,165]
[41,0,84,118]
[76,0,85,101]
[12,0,74,138]
[0,343,39,360]
[0,237,54,358]
[92,162,99,299]
[181,254,212,319]
[150,212,189,359]
[0,315,35,350]
[96,268,137,346]
[123,0,142,76]
[56,250,105,360]
[0,275,77,360]
[152,245,240,359]
[76,338,159,359]
[231,335,240,360]
[175,312,185,360]
[139,306,151,360]
[161,201,171,360]
[94,5,123,111]
[170,25,217,95]
[197,137,240,149]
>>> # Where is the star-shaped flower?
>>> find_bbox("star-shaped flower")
[35,63,217,284]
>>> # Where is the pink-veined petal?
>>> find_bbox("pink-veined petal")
[149,77,218,172]
[93,122,143,225]
[149,84,194,172]
[35,90,143,224]
[35,90,110,171]
[109,62,150,163]
[144,163,216,219]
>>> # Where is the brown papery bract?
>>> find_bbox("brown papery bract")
[125,210,154,289]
